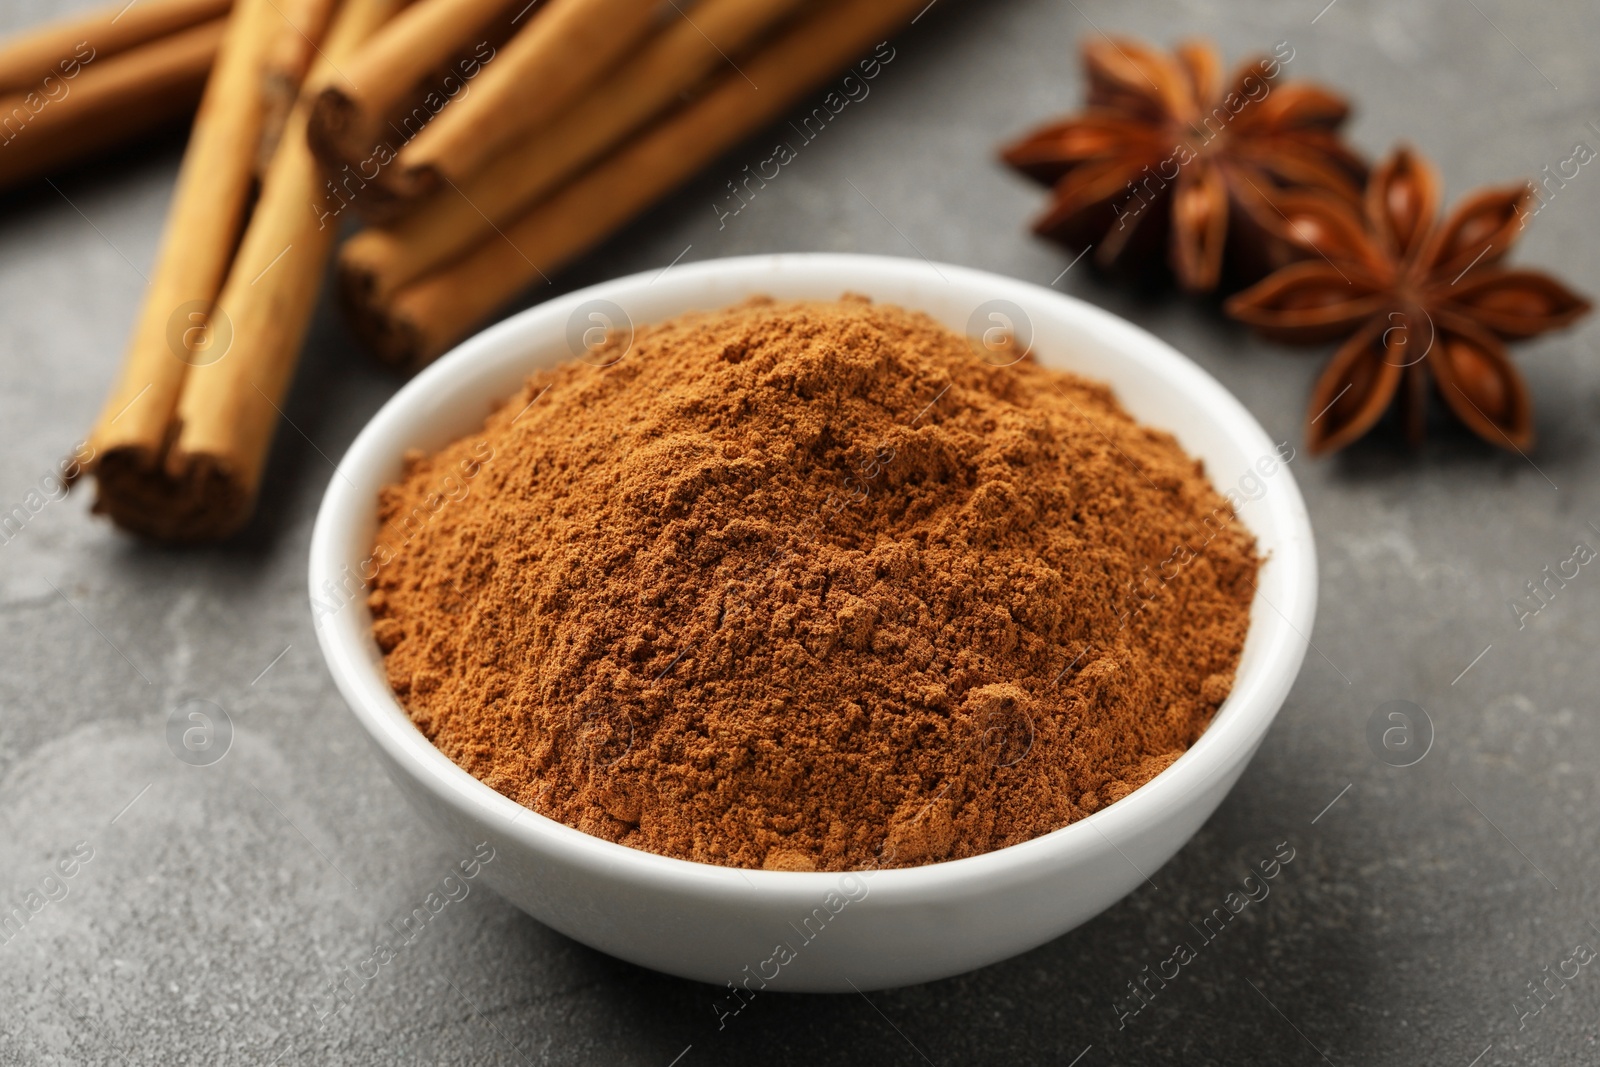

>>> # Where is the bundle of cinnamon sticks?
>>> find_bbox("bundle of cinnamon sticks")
[327,0,931,372]
[61,0,932,542]
[81,0,393,541]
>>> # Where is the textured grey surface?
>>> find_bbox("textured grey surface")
[3,0,1600,1063]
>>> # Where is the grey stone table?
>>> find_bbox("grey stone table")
[4,0,1599,1063]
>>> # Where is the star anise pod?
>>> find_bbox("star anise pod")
[999,36,1366,292]
[1225,147,1591,454]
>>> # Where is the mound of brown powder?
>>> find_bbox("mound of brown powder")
[369,296,1258,871]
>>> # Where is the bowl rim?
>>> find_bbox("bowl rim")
[310,252,1317,903]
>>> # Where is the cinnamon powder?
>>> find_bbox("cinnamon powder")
[369,297,1258,871]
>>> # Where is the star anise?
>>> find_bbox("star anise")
[1225,147,1591,454]
[999,36,1366,291]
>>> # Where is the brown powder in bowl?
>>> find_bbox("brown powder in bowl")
[369,296,1258,871]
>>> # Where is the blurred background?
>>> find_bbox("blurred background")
[3,0,1600,1063]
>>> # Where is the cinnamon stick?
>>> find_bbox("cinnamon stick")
[257,0,340,168]
[341,0,806,305]
[162,0,404,540]
[83,0,282,540]
[0,19,224,191]
[356,0,927,371]
[0,0,229,96]
[387,0,662,202]
[305,0,515,179]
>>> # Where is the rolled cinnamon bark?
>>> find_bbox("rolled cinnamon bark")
[257,0,340,168]
[387,0,662,201]
[0,18,224,191]
[305,0,514,179]
[341,0,806,305]
[162,0,404,541]
[0,0,229,96]
[83,0,281,540]
[357,0,926,371]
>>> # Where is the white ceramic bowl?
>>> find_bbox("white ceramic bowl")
[310,253,1316,992]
